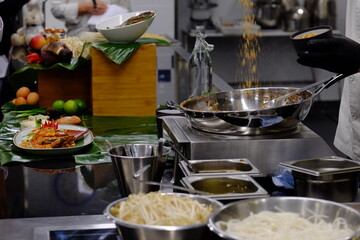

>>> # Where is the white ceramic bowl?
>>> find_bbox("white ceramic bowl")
[96,11,156,43]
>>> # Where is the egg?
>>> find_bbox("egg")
[26,92,40,105]
[15,96,27,105]
[16,87,30,98]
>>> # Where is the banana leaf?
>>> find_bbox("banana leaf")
[0,143,102,165]
[9,37,171,86]
[75,153,110,165]
[8,57,90,88]
[91,42,140,65]
[1,101,39,112]
[8,67,38,90]
[136,37,171,46]
[0,112,158,165]
[82,116,157,136]
[0,111,102,165]
[85,37,171,65]
[12,55,89,72]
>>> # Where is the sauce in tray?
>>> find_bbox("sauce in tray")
[192,161,253,173]
[191,178,258,194]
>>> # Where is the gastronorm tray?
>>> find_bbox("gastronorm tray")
[179,158,261,177]
[278,156,360,176]
[278,156,360,202]
[180,175,268,200]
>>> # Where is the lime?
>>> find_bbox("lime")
[52,100,65,114]
[64,100,79,115]
[74,99,87,113]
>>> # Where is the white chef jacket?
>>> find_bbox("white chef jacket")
[51,0,130,37]
[333,0,360,160]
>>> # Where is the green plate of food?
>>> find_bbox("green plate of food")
[13,121,94,156]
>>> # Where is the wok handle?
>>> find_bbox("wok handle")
[264,73,350,108]
[166,101,179,109]
[314,73,351,96]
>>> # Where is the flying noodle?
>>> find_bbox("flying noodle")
[109,191,215,226]
[216,210,355,240]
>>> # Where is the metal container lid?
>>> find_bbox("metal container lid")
[278,156,360,176]
[179,158,261,177]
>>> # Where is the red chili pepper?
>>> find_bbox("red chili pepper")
[24,51,43,64]
[42,120,58,130]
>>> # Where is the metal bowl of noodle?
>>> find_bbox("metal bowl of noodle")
[104,192,223,240]
[208,196,360,240]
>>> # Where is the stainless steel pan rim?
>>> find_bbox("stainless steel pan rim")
[180,87,312,112]
[179,87,314,136]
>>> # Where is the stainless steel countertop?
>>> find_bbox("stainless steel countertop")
[0,192,359,240]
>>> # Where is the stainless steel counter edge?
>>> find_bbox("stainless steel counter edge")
[0,200,359,240]
[0,214,114,240]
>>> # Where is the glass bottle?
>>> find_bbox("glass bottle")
[188,25,213,98]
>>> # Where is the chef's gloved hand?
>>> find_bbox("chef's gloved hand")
[296,35,360,74]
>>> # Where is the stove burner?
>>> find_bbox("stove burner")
[50,228,120,240]
[163,117,335,175]
[185,123,302,140]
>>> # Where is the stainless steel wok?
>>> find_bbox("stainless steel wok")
[179,73,348,136]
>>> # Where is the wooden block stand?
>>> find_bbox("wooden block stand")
[37,43,157,117]
[37,67,91,109]
[91,43,157,116]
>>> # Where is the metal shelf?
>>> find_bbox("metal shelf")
[187,28,341,38]
[187,28,294,38]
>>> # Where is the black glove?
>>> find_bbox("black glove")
[296,35,360,74]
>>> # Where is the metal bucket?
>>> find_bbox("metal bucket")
[108,144,171,197]
[104,193,223,240]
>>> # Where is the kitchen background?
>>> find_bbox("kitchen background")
[176,0,346,102]
[39,0,346,103]
[34,0,347,155]
[38,0,346,103]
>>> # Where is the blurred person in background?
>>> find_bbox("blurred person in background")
[0,0,29,57]
[296,0,360,160]
[51,0,130,37]
[0,0,29,109]
[0,16,3,43]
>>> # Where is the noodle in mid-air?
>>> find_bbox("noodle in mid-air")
[216,210,355,240]
[110,192,215,226]
[237,0,262,89]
